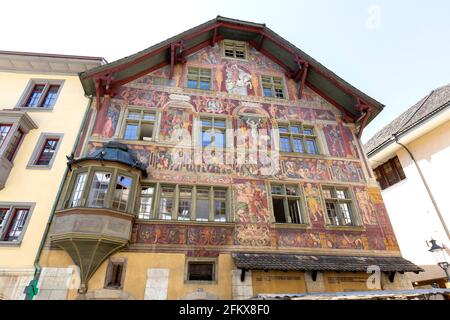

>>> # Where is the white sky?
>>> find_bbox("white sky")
[2,0,450,143]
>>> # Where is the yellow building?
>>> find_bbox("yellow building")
[365,83,450,289]
[0,51,103,300]
[35,17,422,300]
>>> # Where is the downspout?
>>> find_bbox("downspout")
[31,95,94,294]
[393,134,450,241]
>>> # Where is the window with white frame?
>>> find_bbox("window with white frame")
[322,186,356,226]
[270,183,306,224]
[123,109,156,141]
[223,40,247,59]
[261,75,286,99]
[278,122,319,154]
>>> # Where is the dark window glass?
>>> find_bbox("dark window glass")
[0,124,12,147]
[41,85,60,108]
[35,138,59,165]
[25,85,45,107]
[188,263,214,281]
[3,209,30,242]
[272,198,286,223]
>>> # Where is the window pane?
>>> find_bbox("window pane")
[271,185,283,195]
[263,87,273,97]
[326,202,339,225]
[393,157,406,180]
[278,126,289,133]
[339,203,353,225]
[127,111,141,119]
[214,120,226,128]
[87,172,111,208]
[303,128,314,135]
[290,126,301,134]
[4,209,30,242]
[383,162,398,186]
[124,123,138,140]
[42,85,60,108]
[159,186,174,220]
[35,138,59,165]
[215,131,225,148]
[201,119,212,127]
[178,187,192,221]
[285,185,299,196]
[336,189,347,199]
[280,137,291,152]
[0,124,12,147]
[196,199,209,221]
[69,173,87,208]
[288,199,303,224]
[292,138,304,153]
[188,263,213,281]
[322,188,332,199]
[199,80,210,90]
[143,112,155,121]
[139,186,154,219]
[0,208,10,235]
[187,79,198,89]
[306,139,318,154]
[112,175,132,212]
[201,130,212,147]
[214,200,226,222]
[275,88,284,98]
[25,84,45,107]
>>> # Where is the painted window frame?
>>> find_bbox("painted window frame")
[63,166,138,214]
[261,75,287,99]
[184,257,218,284]
[27,133,64,169]
[121,108,157,142]
[16,79,65,110]
[373,156,406,190]
[277,121,320,155]
[269,182,309,225]
[321,185,360,227]
[136,182,231,223]
[0,202,35,246]
[222,40,248,60]
[186,67,212,91]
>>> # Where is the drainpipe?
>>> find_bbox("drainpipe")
[30,95,94,298]
[393,134,450,241]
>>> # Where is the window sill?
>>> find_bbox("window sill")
[0,241,22,247]
[273,222,310,229]
[14,107,54,112]
[26,164,53,170]
[280,151,322,158]
[184,280,217,285]
[324,225,365,232]
[135,219,235,227]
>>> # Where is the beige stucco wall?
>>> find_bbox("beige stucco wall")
[378,120,450,267]
[0,71,89,270]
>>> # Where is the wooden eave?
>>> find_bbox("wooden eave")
[79,16,384,127]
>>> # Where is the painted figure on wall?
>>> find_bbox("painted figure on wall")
[100,102,120,138]
[355,187,377,225]
[159,107,193,144]
[223,63,254,95]
[304,183,324,223]
[330,160,364,183]
[278,230,321,248]
[323,123,357,158]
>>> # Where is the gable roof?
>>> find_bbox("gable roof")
[79,16,384,126]
[364,83,450,156]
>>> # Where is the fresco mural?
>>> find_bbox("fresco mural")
[304,182,324,224]
[85,39,401,255]
[323,123,358,159]
[233,179,271,246]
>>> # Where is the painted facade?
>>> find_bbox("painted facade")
[35,19,416,300]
